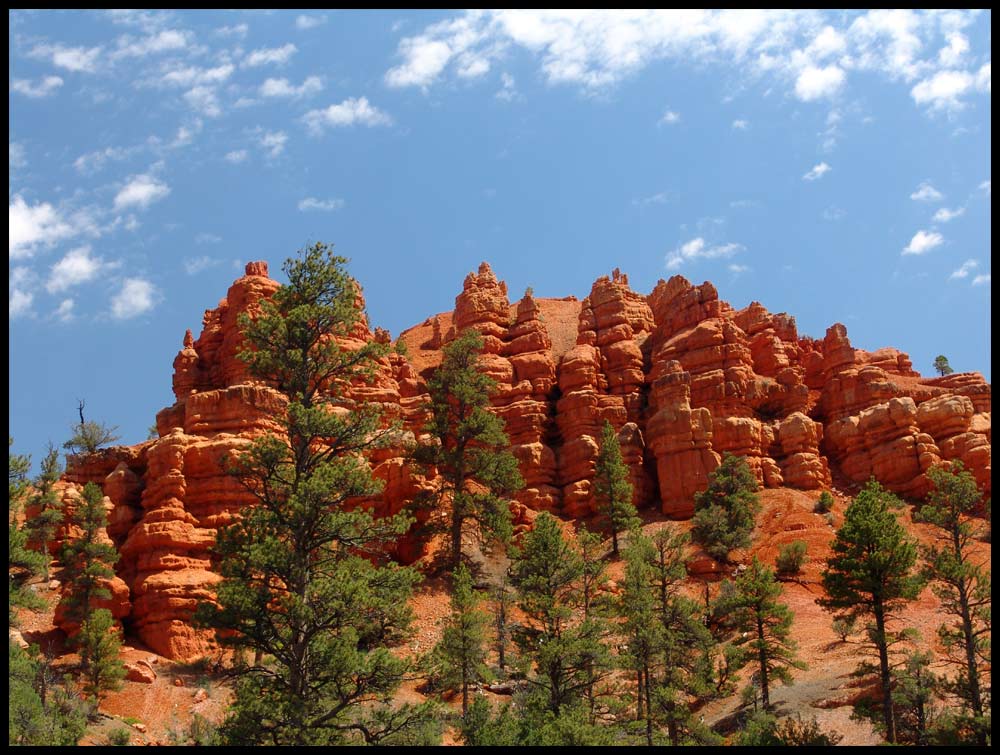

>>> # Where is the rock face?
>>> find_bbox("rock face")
[55,261,991,659]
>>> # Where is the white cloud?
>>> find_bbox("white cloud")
[9,142,26,170]
[183,256,221,275]
[243,44,297,68]
[902,229,944,255]
[195,232,222,244]
[298,197,345,212]
[30,43,102,72]
[184,86,222,117]
[46,245,105,293]
[807,26,846,59]
[303,97,392,134]
[111,278,156,319]
[385,36,454,88]
[112,29,189,59]
[911,69,973,110]
[9,288,33,318]
[259,76,323,99]
[10,76,64,98]
[794,64,846,101]
[114,175,170,211]
[659,109,681,125]
[971,274,990,286]
[259,130,288,158]
[975,62,991,93]
[54,298,74,322]
[731,119,749,129]
[949,259,978,279]
[170,121,201,148]
[980,179,991,194]
[937,32,970,67]
[73,145,132,174]
[910,181,943,202]
[632,192,669,207]
[296,15,326,30]
[933,206,965,223]
[496,72,519,101]
[161,63,234,88]
[216,23,248,38]
[802,162,831,181]
[9,195,74,259]
[665,237,744,270]
[225,149,249,164]
[728,263,750,274]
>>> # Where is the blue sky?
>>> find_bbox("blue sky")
[9,10,992,467]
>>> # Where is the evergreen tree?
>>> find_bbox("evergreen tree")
[492,570,514,677]
[60,482,124,701]
[9,640,88,746]
[593,421,638,556]
[933,355,955,377]
[715,556,805,709]
[691,453,761,562]
[917,462,990,745]
[196,244,437,745]
[426,563,490,715]
[891,650,943,746]
[619,532,660,744]
[26,443,64,580]
[9,439,45,621]
[819,479,925,743]
[413,329,523,569]
[510,512,611,718]
[63,399,120,455]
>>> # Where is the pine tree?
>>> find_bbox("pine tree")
[9,438,46,621]
[26,443,64,580]
[917,462,990,745]
[933,355,955,377]
[60,482,124,701]
[891,650,943,746]
[414,329,523,570]
[593,421,638,556]
[819,479,925,743]
[510,512,611,717]
[691,453,760,562]
[196,244,437,745]
[715,556,805,709]
[63,400,120,456]
[426,563,490,715]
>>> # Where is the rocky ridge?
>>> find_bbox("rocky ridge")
[55,261,991,659]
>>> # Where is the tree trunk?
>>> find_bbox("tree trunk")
[873,601,896,743]
[756,613,770,709]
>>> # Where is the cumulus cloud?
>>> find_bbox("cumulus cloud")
[9,195,75,259]
[111,277,156,319]
[114,175,170,211]
[975,62,991,93]
[258,131,288,158]
[9,288,33,318]
[298,197,345,212]
[933,206,965,223]
[731,119,749,130]
[911,69,974,110]
[112,29,189,59]
[659,109,681,125]
[10,76,64,98]
[949,259,978,279]
[632,192,670,207]
[971,273,990,286]
[802,162,831,181]
[902,229,944,255]
[216,23,248,38]
[794,64,845,101]
[183,86,222,117]
[225,149,249,164]
[728,263,750,274]
[665,237,744,270]
[73,145,133,174]
[243,44,297,68]
[54,298,74,322]
[29,43,102,72]
[46,245,106,293]
[161,63,234,88]
[303,97,392,134]
[296,15,326,30]
[980,179,991,194]
[9,142,27,170]
[495,72,519,101]
[259,76,323,99]
[910,181,943,202]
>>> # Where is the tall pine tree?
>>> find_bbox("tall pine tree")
[917,462,990,745]
[196,244,437,745]
[413,329,523,570]
[819,479,924,743]
[593,421,639,556]
[26,443,64,580]
[691,453,760,562]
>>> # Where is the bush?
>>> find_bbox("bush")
[823,512,835,526]
[107,728,132,746]
[691,453,761,562]
[815,491,834,514]
[775,715,843,746]
[831,614,856,642]
[775,541,808,577]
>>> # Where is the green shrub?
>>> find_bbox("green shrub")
[815,491,834,514]
[775,540,807,576]
[831,614,856,642]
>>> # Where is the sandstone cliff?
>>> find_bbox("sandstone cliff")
[56,261,991,659]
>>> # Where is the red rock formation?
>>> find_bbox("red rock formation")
[52,261,990,660]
